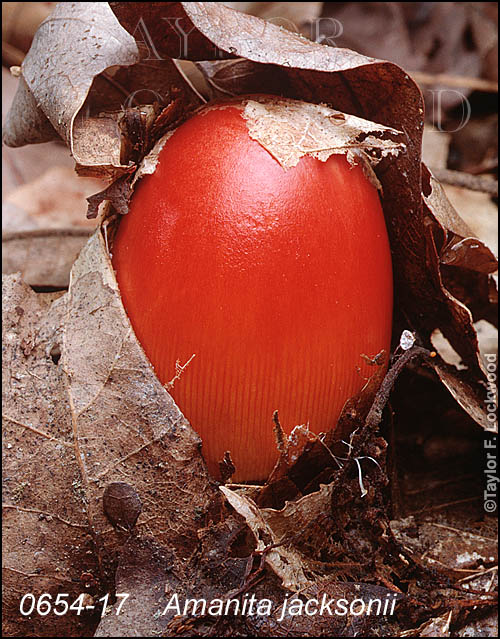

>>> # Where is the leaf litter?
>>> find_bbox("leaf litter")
[2,2,497,636]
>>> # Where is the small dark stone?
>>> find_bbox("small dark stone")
[103,482,142,531]
[49,344,61,365]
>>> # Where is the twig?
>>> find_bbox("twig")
[165,353,196,390]
[272,410,286,454]
[458,565,498,584]
[100,70,131,99]
[404,474,476,495]
[330,345,435,489]
[427,523,498,543]
[430,167,498,196]
[364,346,434,434]
[410,71,498,93]
[465,156,498,175]
[172,59,208,104]
[441,595,498,608]
[410,496,482,515]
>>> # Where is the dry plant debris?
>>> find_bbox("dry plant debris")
[2,2,497,637]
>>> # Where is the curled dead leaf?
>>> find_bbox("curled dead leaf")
[2,3,202,179]
[2,229,218,636]
[2,4,498,636]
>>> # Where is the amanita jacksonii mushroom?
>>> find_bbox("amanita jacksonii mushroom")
[112,95,393,482]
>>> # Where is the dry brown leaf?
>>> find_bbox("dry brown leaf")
[2,3,202,179]
[400,611,453,637]
[429,355,496,432]
[444,184,499,258]
[221,483,336,591]
[94,536,181,637]
[457,611,499,638]
[422,165,498,391]
[2,75,60,146]
[320,3,495,110]
[2,166,104,233]
[3,4,137,152]
[2,230,218,636]
[440,237,498,274]
[2,5,498,636]
[2,228,92,289]
[421,124,451,170]
[2,66,78,198]
[266,423,318,488]
[240,96,405,174]
[391,516,497,579]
